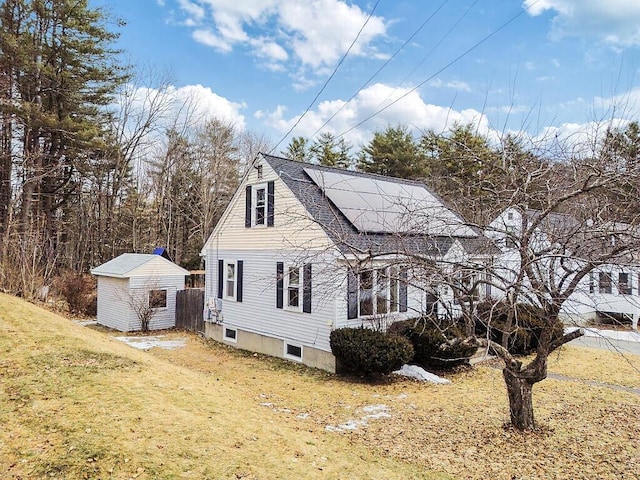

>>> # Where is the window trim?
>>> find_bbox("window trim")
[224,261,237,300]
[253,183,267,227]
[598,272,612,294]
[284,342,303,361]
[618,272,632,295]
[285,266,302,312]
[148,289,168,310]
[223,326,238,343]
[357,267,403,318]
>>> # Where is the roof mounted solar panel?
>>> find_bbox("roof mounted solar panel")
[303,168,476,237]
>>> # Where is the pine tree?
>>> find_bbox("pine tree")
[358,125,426,179]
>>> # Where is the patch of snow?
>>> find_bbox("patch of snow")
[260,402,273,407]
[565,327,640,343]
[337,420,360,430]
[363,411,392,420]
[393,364,451,384]
[361,404,388,413]
[75,320,97,327]
[296,413,309,420]
[114,336,186,350]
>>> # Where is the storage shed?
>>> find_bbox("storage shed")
[91,253,190,331]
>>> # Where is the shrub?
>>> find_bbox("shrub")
[475,301,564,355]
[53,272,97,316]
[330,327,414,375]
[390,317,477,369]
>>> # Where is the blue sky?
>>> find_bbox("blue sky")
[93,0,640,151]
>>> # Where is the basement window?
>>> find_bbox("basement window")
[223,326,237,343]
[284,343,303,361]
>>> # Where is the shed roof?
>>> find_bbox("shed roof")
[91,253,190,278]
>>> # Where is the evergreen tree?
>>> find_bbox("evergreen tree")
[284,136,311,162]
[358,125,426,179]
[310,132,351,169]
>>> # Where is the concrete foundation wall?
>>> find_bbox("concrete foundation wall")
[204,322,336,372]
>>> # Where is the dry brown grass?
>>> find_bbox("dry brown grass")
[1,293,639,479]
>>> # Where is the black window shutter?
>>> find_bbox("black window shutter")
[399,267,408,312]
[276,262,284,309]
[267,181,275,227]
[347,269,358,319]
[245,185,252,227]
[236,260,243,303]
[217,259,224,299]
[303,263,312,313]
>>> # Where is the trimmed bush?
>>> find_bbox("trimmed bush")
[475,301,564,355]
[330,327,414,375]
[390,317,477,369]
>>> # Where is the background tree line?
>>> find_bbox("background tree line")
[0,0,268,299]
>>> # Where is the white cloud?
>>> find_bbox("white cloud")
[261,83,492,147]
[428,79,472,92]
[192,29,232,51]
[524,0,640,47]
[169,0,387,76]
[127,83,246,132]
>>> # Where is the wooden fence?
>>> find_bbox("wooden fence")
[176,289,205,332]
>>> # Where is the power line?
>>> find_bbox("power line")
[309,0,450,140]
[336,0,539,139]
[269,0,381,154]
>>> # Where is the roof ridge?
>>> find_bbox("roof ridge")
[259,152,429,187]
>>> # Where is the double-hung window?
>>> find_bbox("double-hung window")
[226,262,236,299]
[255,186,266,226]
[217,259,243,302]
[287,266,301,309]
[245,181,275,228]
[599,272,612,294]
[618,272,631,295]
[276,262,312,313]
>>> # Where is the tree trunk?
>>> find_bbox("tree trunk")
[503,368,535,430]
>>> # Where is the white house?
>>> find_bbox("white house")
[200,153,496,372]
[487,207,640,330]
[91,253,190,331]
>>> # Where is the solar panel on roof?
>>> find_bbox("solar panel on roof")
[303,168,477,237]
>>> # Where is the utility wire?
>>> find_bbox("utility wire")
[269,0,381,154]
[336,0,539,138]
[309,0,450,140]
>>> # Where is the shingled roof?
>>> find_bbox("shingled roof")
[261,153,496,258]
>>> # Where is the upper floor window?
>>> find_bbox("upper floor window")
[255,186,266,226]
[245,181,275,228]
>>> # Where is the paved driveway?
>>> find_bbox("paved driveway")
[568,328,640,355]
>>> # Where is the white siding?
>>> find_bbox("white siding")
[128,256,189,278]
[128,275,184,331]
[203,158,331,254]
[206,249,338,352]
[96,277,135,331]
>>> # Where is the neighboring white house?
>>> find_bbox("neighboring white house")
[91,253,190,331]
[200,153,496,372]
[487,207,640,330]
